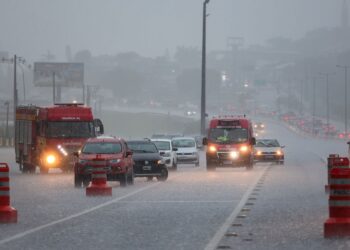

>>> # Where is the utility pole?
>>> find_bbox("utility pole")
[201,0,210,135]
[13,55,17,124]
[52,72,56,104]
[4,101,9,139]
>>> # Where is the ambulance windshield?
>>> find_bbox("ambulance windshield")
[208,128,248,144]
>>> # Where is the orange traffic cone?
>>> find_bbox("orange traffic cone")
[0,163,17,223]
[86,157,112,196]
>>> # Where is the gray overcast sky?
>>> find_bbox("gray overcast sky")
[0,0,342,61]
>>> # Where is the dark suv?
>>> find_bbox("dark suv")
[126,140,168,181]
[74,136,134,187]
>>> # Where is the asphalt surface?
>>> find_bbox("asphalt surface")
[1,119,350,250]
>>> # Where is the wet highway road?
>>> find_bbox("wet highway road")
[1,119,349,250]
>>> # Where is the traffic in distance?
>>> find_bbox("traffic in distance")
[13,104,282,178]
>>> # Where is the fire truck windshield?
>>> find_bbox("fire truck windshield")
[46,121,95,138]
[208,128,248,144]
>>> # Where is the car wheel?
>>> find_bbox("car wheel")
[156,167,168,181]
[26,164,36,174]
[172,161,177,171]
[83,176,90,187]
[246,159,254,170]
[120,173,128,187]
[279,161,284,165]
[18,153,24,172]
[195,161,200,167]
[74,173,83,188]
[127,169,134,185]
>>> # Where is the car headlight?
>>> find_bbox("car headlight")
[157,159,165,165]
[110,159,121,164]
[209,145,217,152]
[240,145,248,152]
[256,150,262,156]
[276,150,283,156]
[230,151,239,159]
[78,159,87,164]
[46,155,56,165]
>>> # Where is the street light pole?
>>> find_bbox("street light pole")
[17,64,26,103]
[201,0,210,135]
[13,55,17,122]
[319,72,335,133]
[312,76,316,134]
[336,65,350,134]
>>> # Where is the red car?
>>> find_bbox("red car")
[74,136,134,188]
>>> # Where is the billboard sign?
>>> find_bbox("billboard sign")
[33,62,84,87]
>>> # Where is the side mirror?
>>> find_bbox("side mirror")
[73,151,79,157]
[172,147,178,151]
[126,150,133,157]
[94,118,104,135]
[202,137,208,146]
[251,137,256,145]
[281,145,286,148]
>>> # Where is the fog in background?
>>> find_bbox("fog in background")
[1,0,350,136]
[0,0,341,59]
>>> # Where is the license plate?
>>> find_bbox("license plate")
[143,166,152,171]
[223,160,232,165]
[265,156,274,159]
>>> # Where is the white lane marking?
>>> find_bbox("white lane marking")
[0,182,161,246]
[204,167,270,250]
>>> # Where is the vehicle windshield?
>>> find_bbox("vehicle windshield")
[46,121,95,138]
[82,142,122,154]
[172,139,196,148]
[127,141,158,153]
[152,141,171,150]
[256,139,280,147]
[208,128,248,144]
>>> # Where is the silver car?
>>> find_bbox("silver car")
[172,137,199,166]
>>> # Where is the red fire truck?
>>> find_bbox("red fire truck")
[203,115,256,171]
[15,103,104,174]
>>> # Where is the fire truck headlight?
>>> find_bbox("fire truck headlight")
[230,151,239,159]
[46,155,56,165]
[110,159,121,164]
[209,145,217,153]
[240,145,248,152]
